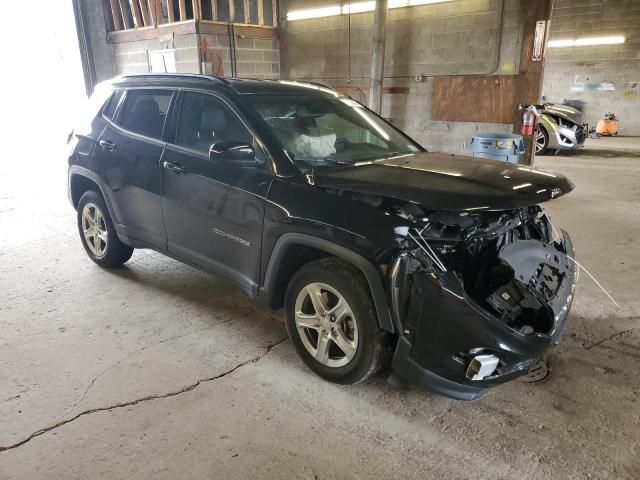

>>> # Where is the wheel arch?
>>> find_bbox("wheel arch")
[69,168,120,223]
[261,233,396,333]
[69,172,100,209]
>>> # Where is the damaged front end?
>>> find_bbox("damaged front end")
[388,205,577,400]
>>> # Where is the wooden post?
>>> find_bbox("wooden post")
[272,0,277,26]
[257,0,264,25]
[119,0,132,28]
[153,0,162,24]
[130,0,143,27]
[178,0,187,20]
[244,0,250,23]
[108,0,123,30]
[515,0,554,165]
[229,0,235,22]
[139,0,152,26]
[211,0,218,20]
[167,0,175,22]
[368,0,388,114]
[192,0,201,20]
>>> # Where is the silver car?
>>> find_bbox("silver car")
[536,104,588,155]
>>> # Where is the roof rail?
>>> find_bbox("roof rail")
[292,80,336,91]
[119,73,230,86]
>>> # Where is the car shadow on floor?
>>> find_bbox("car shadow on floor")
[104,253,283,325]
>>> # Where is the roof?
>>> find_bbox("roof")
[109,74,340,97]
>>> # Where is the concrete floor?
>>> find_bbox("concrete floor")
[1,136,639,479]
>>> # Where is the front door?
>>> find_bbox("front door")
[161,91,271,293]
[93,88,174,248]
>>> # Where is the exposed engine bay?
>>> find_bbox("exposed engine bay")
[328,189,575,340]
[398,203,571,335]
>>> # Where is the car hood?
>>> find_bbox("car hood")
[541,104,584,125]
[314,152,575,211]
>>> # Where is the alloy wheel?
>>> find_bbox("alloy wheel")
[81,203,108,257]
[294,282,358,368]
[535,129,546,153]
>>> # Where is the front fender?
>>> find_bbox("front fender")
[261,232,396,333]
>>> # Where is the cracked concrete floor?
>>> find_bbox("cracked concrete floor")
[1,136,639,479]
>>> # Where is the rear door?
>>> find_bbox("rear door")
[161,90,272,293]
[93,88,175,248]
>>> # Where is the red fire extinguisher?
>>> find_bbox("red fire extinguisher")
[521,110,536,136]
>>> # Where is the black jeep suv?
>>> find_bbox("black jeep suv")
[68,74,577,400]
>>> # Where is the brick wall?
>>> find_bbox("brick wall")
[280,0,523,154]
[542,0,640,135]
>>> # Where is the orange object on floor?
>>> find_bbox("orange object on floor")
[596,113,619,136]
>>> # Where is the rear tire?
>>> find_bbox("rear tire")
[535,126,549,155]
[77,191,133,268]
[285,257,385,385]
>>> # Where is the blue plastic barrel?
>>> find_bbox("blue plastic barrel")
[470,133,525,163]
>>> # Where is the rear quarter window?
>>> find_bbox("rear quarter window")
[102,90,124,121]
[73,81,114,137]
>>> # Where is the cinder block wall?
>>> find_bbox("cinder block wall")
[542,0,640,135]
[280,0,524,154]
[82,0,117,83]
[199,35,280,78]
[112,34,279,79]
[112,34,201,74]
[82,0,279,82]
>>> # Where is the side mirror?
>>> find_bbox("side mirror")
[209,141,256,164]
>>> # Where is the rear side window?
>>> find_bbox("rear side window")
[102,90,123,121]
[117,89,173,140]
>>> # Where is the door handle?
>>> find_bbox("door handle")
[162,161,186,174]
[98,139,116,151]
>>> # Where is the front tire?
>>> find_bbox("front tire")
[535,126,550,155]
[77,191,133,268]
[284,257,385,384]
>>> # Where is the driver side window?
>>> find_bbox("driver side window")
[175,92,253,155]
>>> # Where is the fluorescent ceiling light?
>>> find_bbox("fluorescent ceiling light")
[287,5,341,20]
[287,0,452,21]
[548,36,625,48]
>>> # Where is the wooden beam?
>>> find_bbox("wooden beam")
[129,0,143,27]
[514,0,554,165]
[257,0,264,25]
[192,0,201,20]
[139,0,152,26]
[118,0,132,28]
[178,0,187,21]
[107,19,197,42]
[167,0,175,22]
[198,20,277,37]
[228,0,234,22]
[210,0,218,20]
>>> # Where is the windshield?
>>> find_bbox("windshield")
[244,92,421,168]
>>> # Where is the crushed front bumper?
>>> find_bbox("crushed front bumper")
[390,231,577,400]
[549,123,588,151]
